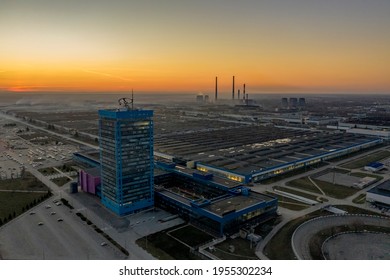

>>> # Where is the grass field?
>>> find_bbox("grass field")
[352,194,366,204]
[263,209,329,259]
[0,172,49,191]
[287,176,359,199]
[286,177,322,194]
[0,192,49,221]
[136,237,174,260]
[341,150,390,169]
[57,163,77,173]
[136,224,202,260]
[211,238,259,260]
[0,172,51,223]
[274,186,321,201]
[51,176,71,187]
[169,225,214,247]
[266,192,309,211]
[38,167,59,176]
[312,179,359,199]
[254,216,282,237]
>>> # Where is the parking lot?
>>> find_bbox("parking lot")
[0,153,23,180]
[0,187,185,260]
[0,197,124,260]
[322,232,390,260]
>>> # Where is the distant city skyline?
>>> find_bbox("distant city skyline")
[1,0,389,94]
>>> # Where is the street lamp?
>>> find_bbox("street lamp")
[332,166,336,185]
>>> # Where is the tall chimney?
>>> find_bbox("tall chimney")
[232,76,235,100]
[215,76,218,101]
[238,89,240,100]
[243,83,246,100]
[245,84,248,101]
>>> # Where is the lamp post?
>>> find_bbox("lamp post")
[332,166,336,185]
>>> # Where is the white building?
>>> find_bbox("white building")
[364,162,385,172]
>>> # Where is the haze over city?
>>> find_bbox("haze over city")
[1,0,390,269]
[1,0,390,94]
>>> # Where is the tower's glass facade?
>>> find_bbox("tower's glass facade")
[98,109,154,215]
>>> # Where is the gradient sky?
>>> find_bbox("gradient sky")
[1,0,389,94]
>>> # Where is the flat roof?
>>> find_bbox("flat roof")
[366,162,384,168]
[154,168,171,177]
[172,165,241,189]
[204,192,272,217]
[196,133,381,176]
[75,150,100,161]
[155,125,313,158]
[157,189,191,206]
[156,186,274,218]
[368,180,390,197]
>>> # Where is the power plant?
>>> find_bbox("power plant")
[213,75,247,103]
[281,97,307,109]
[215,76,218,101]
[232,75,235,100]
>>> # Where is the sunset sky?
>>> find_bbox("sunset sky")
[1,0,389,94]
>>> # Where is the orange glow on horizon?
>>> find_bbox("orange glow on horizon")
[1,1,389,94]
[2,60,389,94]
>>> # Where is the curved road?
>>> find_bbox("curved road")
[254,144,390,260]
[291,214,390,260]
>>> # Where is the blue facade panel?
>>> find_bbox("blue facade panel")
[99,108,154,216]
[98,109,153,120]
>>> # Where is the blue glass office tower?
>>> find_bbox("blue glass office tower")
[98,109,154,215]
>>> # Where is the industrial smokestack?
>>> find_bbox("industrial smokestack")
[243,83,246,100]
[238,89,240,100]
[232,76,235,100]
[215,76,218,101]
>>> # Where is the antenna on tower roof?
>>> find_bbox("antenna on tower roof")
[118,90,134,110]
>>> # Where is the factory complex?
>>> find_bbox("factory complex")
[155,126,383,183]
[68,88,385,237]
[71,102,383,236]
[2,90,390,261]
[71,103,283,235]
